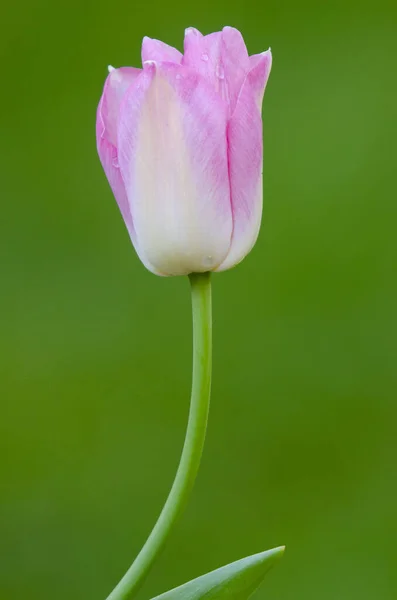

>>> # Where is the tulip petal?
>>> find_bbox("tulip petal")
[184,26,203,39]
[221,26,250,113]
[216,76,263,271]
[183,30,227,99]
[183,26,251,114]
[96,117,133,234]
[118,62,233,276]
[96,67,161,274]
[98,67,141,146]
[96,67,141,230]
[141,37,182,64]
[248,49,272,110]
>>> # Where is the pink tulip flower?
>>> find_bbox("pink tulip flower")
[96,27,272,276]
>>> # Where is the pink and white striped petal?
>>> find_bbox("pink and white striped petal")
[117,62,233,276]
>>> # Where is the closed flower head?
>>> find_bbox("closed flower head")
[96,27,272,276]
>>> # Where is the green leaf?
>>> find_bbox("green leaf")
[150,546,285,600]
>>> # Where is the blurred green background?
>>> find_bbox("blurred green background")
[1,0,396,598]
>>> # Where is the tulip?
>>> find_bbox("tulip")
[96,26,272,276]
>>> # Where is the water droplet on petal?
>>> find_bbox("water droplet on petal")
[201,53,209,62]
[176,73,181,80]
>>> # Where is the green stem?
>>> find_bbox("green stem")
[106,272,212,600]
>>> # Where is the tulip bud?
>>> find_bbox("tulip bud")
[96,27,272,276]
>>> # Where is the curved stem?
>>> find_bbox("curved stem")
[106,272,212,600]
